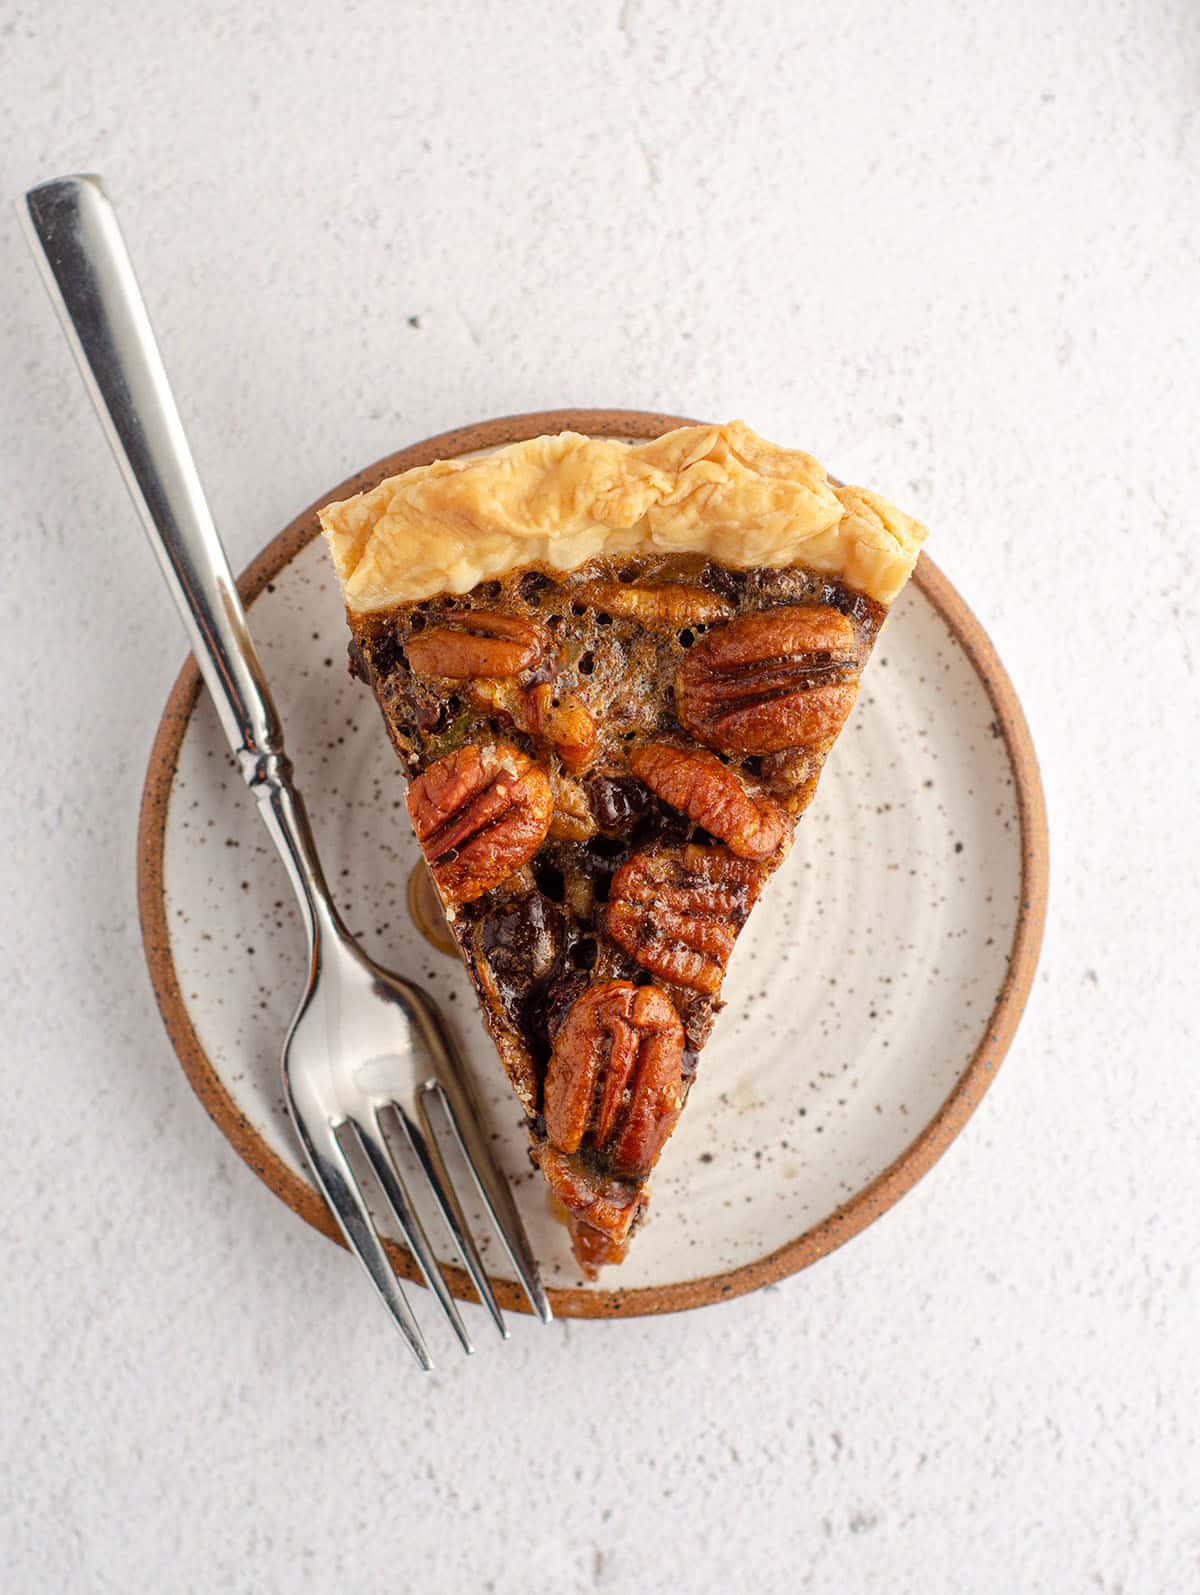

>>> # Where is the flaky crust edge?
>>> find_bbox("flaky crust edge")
[319,420,926,611]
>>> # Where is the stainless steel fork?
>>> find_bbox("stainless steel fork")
[22,174,551,1368]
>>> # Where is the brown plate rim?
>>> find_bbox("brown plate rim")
[137,408,1049,1320]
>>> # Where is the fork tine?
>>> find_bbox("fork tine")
[391,1101,509,1341]
[420,1078,553,1324]
[298,1118,433,1370]
[353,1113,474,1356]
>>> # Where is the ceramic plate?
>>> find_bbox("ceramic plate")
[139,411,1047,1318]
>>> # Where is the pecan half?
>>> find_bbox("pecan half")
[676,606,863,754]
[572,579,734,628]
[406,612,543,679]
[544,981,685,1180]
[406,743,553,904]
[629,742,788,860]
[607,844,765,995]
[525,684,598,774]
[534,1144,643,1276]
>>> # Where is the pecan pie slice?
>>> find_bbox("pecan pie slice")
[320,422,926,1276]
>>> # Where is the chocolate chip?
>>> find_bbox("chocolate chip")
[570,937,598,970]
[586,835,627,860]
[541,969,590,1042]
[631,800,690,848]
[533,860,566,902]
[587,773,650,833]
[479,891,567,1027]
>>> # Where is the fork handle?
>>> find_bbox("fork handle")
[22,174,340,948]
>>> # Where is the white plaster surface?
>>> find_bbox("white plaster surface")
[1,1,1197,1590]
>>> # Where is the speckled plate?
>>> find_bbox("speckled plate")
[138,410,1047,1318]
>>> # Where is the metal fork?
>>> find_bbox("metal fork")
[22,174,552,1368]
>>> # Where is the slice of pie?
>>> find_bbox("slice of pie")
[320,421,925,1276]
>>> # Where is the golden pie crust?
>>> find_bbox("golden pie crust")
[320,421,926,612]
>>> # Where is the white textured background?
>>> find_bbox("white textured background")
[2,2,1198,1591]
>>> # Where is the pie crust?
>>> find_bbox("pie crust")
[320,421,925,612]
